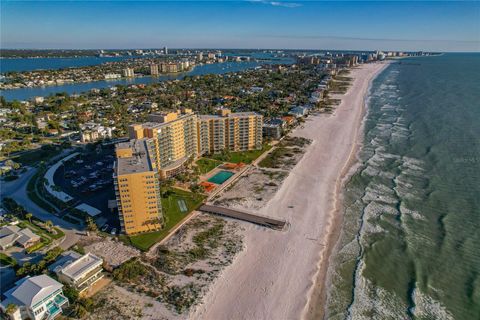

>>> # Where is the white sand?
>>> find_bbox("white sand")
[190,62,389,320]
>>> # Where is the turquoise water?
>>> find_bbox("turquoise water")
[326,54,480,319]
[208,171,234,184]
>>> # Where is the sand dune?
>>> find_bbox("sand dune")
[191,62,390,320]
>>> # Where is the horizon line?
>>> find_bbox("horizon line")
[2,48,480,54]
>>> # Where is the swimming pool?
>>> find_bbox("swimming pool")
[208,170,234,184]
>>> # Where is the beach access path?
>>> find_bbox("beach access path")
[191,62,389,320]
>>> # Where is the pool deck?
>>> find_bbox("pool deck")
[208,170,235,184]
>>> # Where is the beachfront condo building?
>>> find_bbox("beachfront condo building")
[114,139,163,235]
[126,108,262,179]
[129,108,199,179]
[198,109,263,154]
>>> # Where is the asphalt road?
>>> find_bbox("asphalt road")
[1,166,83,250]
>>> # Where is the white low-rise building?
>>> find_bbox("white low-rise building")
[80,123,114,143]
[0,275,68,320]
[289,106,309,118]
[52,252,103,293]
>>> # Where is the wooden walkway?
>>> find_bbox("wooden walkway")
[199,204,286,230]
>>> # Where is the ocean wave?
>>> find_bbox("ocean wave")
[411,288,454,320]
[347,262,407,320]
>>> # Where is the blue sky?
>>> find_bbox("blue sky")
[1,1,479,51]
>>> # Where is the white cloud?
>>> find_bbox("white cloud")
[248,0,302,8]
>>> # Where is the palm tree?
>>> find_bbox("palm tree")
[5,303,17,316]
[45,220,53,230]
[25,213,33,224]
[86,217,97,232]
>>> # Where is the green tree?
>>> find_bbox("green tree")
[86,217,98,231]
[25,213,33,224]
[63,285,79,303]
[45,220,53,230]
[72,304,87,318]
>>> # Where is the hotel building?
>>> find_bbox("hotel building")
[114,139,163,235]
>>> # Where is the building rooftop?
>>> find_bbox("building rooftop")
[2,275,63,308]
[0,225,20,237]
[48,251,82,273]
[15,228,40,246]
[115,139,155,176]
[264,118,284,126]
[0,226,40,249]
[56,252,103,281]
[199,111,259,120]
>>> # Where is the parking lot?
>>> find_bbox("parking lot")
[53,145,120,232]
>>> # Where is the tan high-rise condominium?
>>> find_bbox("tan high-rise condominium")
[114,139,163,234]
[124,108,262,180]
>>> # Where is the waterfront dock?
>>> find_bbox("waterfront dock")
[199,204,286,230]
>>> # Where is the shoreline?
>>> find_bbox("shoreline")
[304,61,391,320]
[190,62,390,320]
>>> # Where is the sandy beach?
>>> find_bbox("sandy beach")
[190,62,389,320]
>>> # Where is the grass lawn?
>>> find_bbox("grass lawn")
[26,172,58,214]
[26,240,48,254]
[129,188,206,251]
[207,144,272,164]
[18,220,65,240]
[195,158,222,174]
[11,145,61,166]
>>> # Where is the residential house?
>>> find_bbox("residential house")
[50,252,104,293]
[289,106,308,118]
[281,116,296,127]
[263,118,285,140]
[309,89,325,103]
[249,86,264,93]
[0,226,41,251]
[0,275,68,320]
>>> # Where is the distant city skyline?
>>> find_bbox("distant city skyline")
[1,1,479,52]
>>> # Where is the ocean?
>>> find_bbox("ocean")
[326,54,480,319]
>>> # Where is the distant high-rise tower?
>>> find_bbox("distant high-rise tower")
[123,67,134,77]
[150,64,159,76]
[164,46,168,55]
